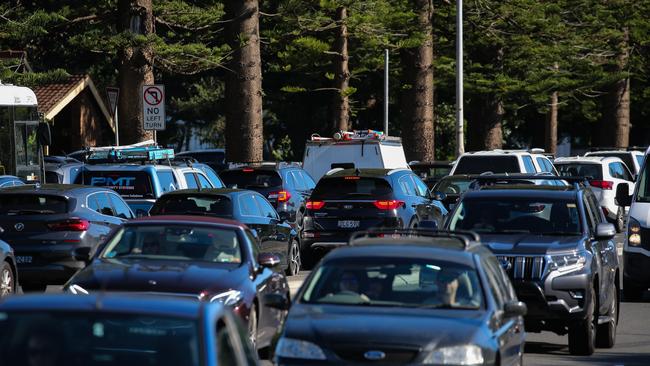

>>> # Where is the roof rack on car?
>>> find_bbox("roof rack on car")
[86,145,175,164]
[349,229,480,249]
[469,174,590,190]
[226,161,302,170]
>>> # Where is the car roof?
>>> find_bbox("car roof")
[554,156,621,164]
[160,188,247,197]
[322,244,479,267]
[325,168,395,178]
[129,214,247,228]
[0,183,115,195]
[463,188,578,199]
[81,164,173,171]
[461,150,531,156]
[586,150,634,155]
[0,293,215,319]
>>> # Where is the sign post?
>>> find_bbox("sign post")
[106,87,119,145]
[142,85,166,143]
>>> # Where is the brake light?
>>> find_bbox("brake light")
[306,201,325,210]
[242,168,254,172]
[344,176,360,180]
[269,190,292,202]
[373,200,404,210]
[589,180,613,190]
[48,218,90,231]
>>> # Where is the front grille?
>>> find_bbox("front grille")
[497,256,545,281]
[333,346,419,364]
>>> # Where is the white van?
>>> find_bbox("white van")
[616,147,650,300]
[449,149,556,175]
[302,133,409,182]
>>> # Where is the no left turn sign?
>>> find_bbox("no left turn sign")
[142,85,165,131]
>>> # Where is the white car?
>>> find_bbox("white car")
[554,156,634,232]
[450,149,556,175]
[585,150,645,178]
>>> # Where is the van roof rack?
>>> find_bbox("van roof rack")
[226,161,302,170]
[349,229,480,249]
[86,146,174,164]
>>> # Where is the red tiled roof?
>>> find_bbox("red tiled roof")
[33,74,87,115]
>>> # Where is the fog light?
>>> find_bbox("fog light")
[569,290,584,299]
[630,233,642,246]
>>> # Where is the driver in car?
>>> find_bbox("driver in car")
[338,271,360,293]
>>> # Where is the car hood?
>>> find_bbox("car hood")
[284,304,486,349]
[480,234,584,255]
[68,258,247,295]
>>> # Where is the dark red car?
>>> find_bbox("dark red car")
[64,215,290,352]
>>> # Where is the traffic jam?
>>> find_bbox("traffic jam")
[0,95,648,365]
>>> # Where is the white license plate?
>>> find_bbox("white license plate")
[16,256,32,264]
[338,220,360,229]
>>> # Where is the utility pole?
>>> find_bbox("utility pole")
[455,0,465,156]
[384,49,389,136]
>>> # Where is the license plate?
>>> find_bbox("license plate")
[338,220,360,229]
[16,256,32,264]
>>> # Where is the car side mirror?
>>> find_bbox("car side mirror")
[595,223,616,240]
[278,211,291,222]
[431,190,447,201]
[72,246,92,263]
[615,184,632,207]
[258,253,281,269]
[264,293,290,311]
[504,300,527,317]
[37,122,52,146]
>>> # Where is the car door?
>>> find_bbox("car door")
[238,193,275,253]
[86,192,119,242]
[582,193,610,315]
[396,174,419,226]
[253,193,290,268]
[586,192,617,312]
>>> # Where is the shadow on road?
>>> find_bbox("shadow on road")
[525,343,650,366]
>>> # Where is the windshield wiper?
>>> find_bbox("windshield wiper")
[6,209,56,215]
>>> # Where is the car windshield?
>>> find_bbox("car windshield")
[454,156,519,175]
[150,195,233,218]
[0,194,68,214]
[101,225,242,264]
[0,311,199,366]
[220,170,282,189]
[434,178,473,195]
[555,163,603,180]
[301,258,483,309]
[448,197,582,235]
[311,177,393,200]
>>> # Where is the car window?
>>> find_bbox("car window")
[614,162,632,181]
[253,194,278,219]
[184,173,199,189]
[157,171,177,193]
[109,193,134,219]
[586,194,603,224]
[290,171,307,190]
[197,173,213,188]
[398,175,415,196]
[522,156,536,173]
[481,257,506,308]
[454,156,519,174]
[635,155,644,169]
[301,171,316,189]
[220,170,282,189]
[94,192,115,216]
[588,152,635,174]
[311,177,393,200]
[411,175,430,197]
[556,163,603,179]
[283,171,296,190]
[239,194,262,216]
[150,195,233,217]
[536,157,552,173]
[198,165,224,188]
[582,195,597,233]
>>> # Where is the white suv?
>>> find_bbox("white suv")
[450,149,556,175]
[585,150,645,177]
[554,156,634,232]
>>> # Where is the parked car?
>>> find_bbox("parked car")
[586,149,645,177]
[64,215,290,351]
[149,188,302,275]
[555,156,635,232]
[272,229,526,365]
[0,239,17,298]
[432,174,479,211]
[446,175,619,355]
[409,161,452,189]
[176,148,227,172]
[0,184,134,292]
[220,163,315,225]
[0,293,259,366]
[0,176,24,188]
[450,149,556,175]
[300,168,447,268]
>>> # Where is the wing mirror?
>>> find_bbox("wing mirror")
[615,183,632,207]
[595,223,616,240]
[504,300,527,317]
[258,253,281,269]
[263,293,290,311]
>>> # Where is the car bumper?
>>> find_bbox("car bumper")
[623,251,650,286]
[14,245,90,285]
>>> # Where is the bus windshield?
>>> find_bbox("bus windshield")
[0,105,40,180]
[636,161,650,203]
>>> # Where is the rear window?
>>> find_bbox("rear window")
[588,153,635,173]
[311,177,393,200]
[220,170,282,189]
[556,163,603,180]
[150,195,233,218]
[75,171,153,198]
[0,194,68,214]
[454,156,519,175]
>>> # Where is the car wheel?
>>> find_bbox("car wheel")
[568,285,596,355]
[596,283,618,348]
[409,218,419,229]
[21,284,47,293]
[623,279,645,302]
[0,262,14,298]
[286,240,301,276]
[615,207,625,233]
[248,305,258,349]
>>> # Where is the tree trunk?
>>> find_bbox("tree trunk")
[331,6,350,132]
[117,0,155,145]
[399,0,435,162]
[467,95,504,151]
[545,91,558,155]
[600,27,630,148]
[224,0,263,163]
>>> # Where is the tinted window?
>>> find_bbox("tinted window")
[254,195,278,219]
[151,195,233,217]
[0,194,69,214]
[398,176,415,196]
[301,171,316,189]
[411,175,430,197]
[635,155,644,168]
[290,171,307,190]
[434,178,473,195]
[536,157,551,173]
[449,197,581,235]
[157,171,177,193]
[216,319,239,365]
[588,153,635,174]
[609,162,632,181]
[94,192,115,216]
[220,170,282,189]
[454,156,519,174]
[239,194,262,216]
[522,156,536,173]
[102,225,242,264]
[184,173,199,189]
[198,166,224,188]
[108,194,133,219]
[556,163,603,180]
[582,196,597,233]
[311,177,393,200]
[197,174,213,188]
[76,171,153,198]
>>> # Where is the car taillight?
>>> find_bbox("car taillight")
[306,201,325,210]
[589,180,613,190]
[269,190,292,202]
[373,200,404,210]
[48,218,90,231]
[242,168,254,172]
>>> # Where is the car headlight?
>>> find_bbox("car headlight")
[275,337,327,360]
[207,290,243,306]
[67,284,89,295]
[423,345,484,365]
[547,251,587,273]
[628,217,641,246]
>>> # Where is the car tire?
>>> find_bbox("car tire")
[21,284,47,293]
[596,283,618,348]
[615,207,625,233]
[286,240,301,276]
[0,262,14,298]
[248,305,258,349]
[568,285,596,355]
[623,279,645,302]
[409,218,419,229]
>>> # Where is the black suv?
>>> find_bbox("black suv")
[300,168,447,268]
[446,175,620,355]
[219,163,316,224]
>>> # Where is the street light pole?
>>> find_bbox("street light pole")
[456,0,465,156]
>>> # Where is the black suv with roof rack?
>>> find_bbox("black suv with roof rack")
[445,175,620,355]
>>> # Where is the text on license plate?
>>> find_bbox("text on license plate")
[16,256,32,264]
[338,220,360,229]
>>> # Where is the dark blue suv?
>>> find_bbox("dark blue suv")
[299,168,447,267]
